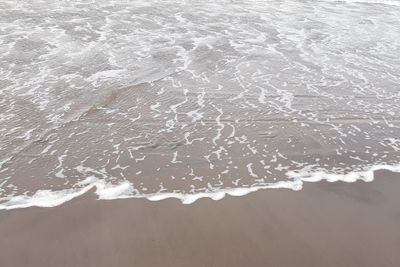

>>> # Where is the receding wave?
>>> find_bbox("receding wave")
[1,164,400,210]
[1,0,400,210]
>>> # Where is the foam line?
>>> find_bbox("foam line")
[332,0,400,6]
[1,164,400,210]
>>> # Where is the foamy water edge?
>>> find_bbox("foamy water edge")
[334,0,400,6]
[1,164,399,210]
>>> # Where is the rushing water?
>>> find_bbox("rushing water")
[1,0,400,209]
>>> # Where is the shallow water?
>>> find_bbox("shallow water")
[1,0,400,209]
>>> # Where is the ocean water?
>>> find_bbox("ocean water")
[1,0,400,209]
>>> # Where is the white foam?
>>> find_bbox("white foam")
[0,177,134,210]
[0,186,93,210]
[332,0,400,6]
[287,164,400,183]
[95,181,134,200]
[1,164,399,210]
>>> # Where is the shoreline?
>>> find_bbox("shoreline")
[1,164,400,210]
[1,170,399,267]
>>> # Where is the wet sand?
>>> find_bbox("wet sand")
[1,170,399,267]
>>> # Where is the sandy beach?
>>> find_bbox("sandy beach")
[1,0,400,266]
[1,170,400,267]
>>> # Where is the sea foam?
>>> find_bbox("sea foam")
[333,0,400,6]
[1,164,399,210]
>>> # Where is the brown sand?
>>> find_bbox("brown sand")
[1,170,400,267]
